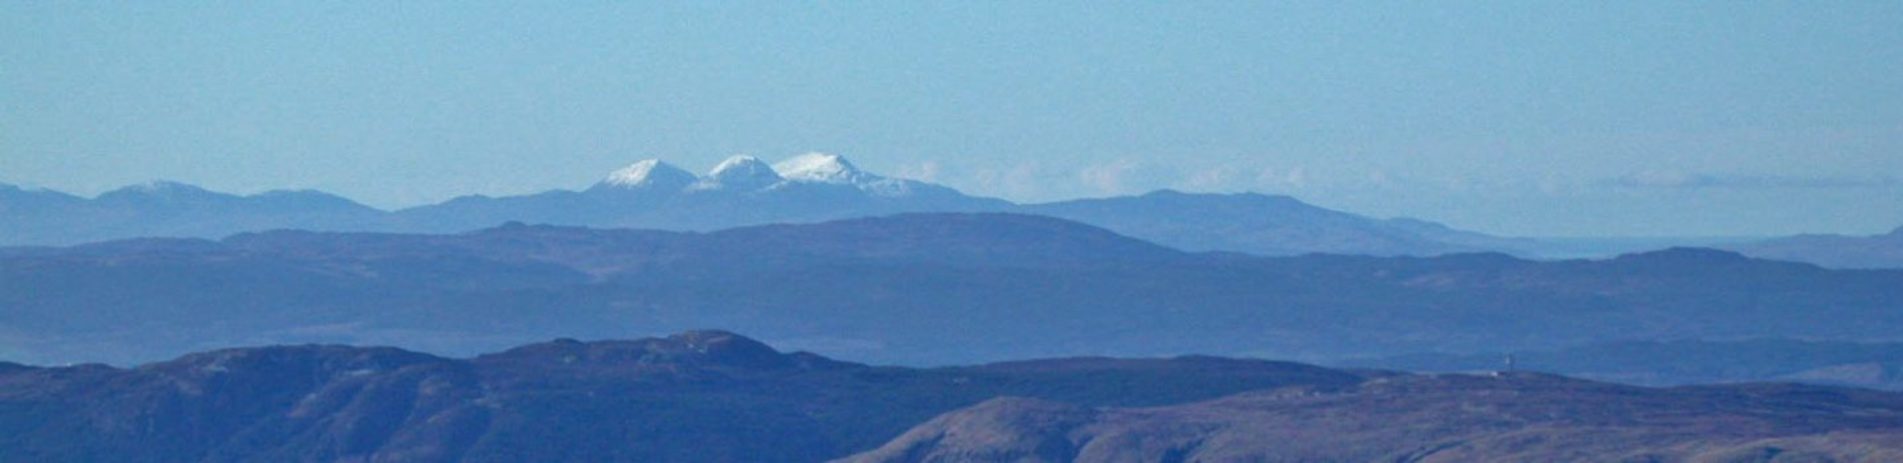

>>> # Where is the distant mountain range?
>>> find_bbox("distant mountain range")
[0,153,1561,260]
[1019,189,1543,257]
[6,213,1901,379]
[10,154,1896,267]
[4,331,1899,462]
[1722,225,1903,269]
[9,154,1897,267]
[0,181,387,246]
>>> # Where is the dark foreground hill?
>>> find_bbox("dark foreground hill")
[5,213,1903,374]
[845,373,1903,462]
[5,332,1903,462]
[0,330,1362,462]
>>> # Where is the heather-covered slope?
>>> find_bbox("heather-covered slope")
[846,373,1903,462]
[9,331,1903,462]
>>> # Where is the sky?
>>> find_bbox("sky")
[3,2,1900,237]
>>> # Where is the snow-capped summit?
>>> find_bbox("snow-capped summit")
[580,153,940,197]
[695,155,783,191]
[768,152,931,197]
[773,153,874,184]
[601,159,697,189]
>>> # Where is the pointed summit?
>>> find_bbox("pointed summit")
[600,159,697,190]
[695,155,783,191]
[774,152,872,184]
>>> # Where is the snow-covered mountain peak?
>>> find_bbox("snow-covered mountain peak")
[602,159,696,189]
[695,155,783,191]
[773,153,870,184]
[708,155,772,175]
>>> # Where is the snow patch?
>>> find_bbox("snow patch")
[774,152,868,184]
[693,155,783,191]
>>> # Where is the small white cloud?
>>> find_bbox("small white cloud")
[1367,171,1395,189]
[970,161,1050,200]
[1077,159,1147,195]
[893,160,942,183]
[1253,166,1308,190]
[1180,165,1248,191]
[1599,171,1901,189]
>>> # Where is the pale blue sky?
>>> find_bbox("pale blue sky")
[3,2,1900,236]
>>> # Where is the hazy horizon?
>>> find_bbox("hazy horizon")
[5,2,1900,236]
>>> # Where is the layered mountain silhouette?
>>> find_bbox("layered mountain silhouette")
[0,181,386,246]
[1,154,1533,258]
[1020,189,1541,256]
[4,331,1901,462]
[11,156,1899,267]
[6,213,1901,380]
[1725,225,1903,269]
